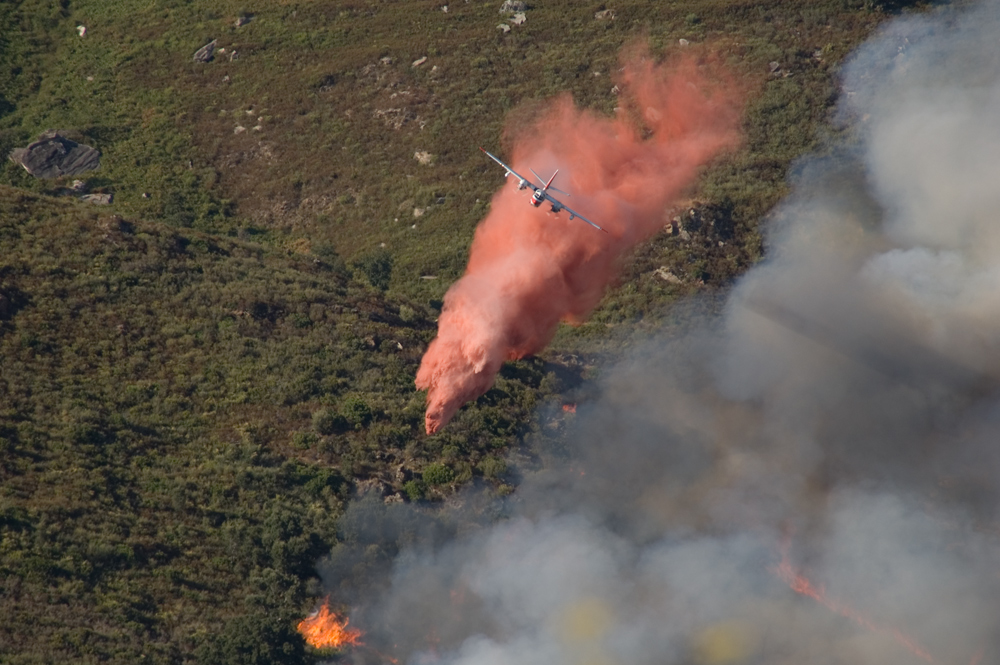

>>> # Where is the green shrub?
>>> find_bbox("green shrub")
[403,479,426,501]
[422,463,454,486]
[312,409,341,435]
[479,456,507,479]
[291,431,316,449]
[340,395,374,429]
[398,304,417,323]
[354,249,394,291]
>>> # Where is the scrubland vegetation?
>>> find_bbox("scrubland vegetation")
[0,0,931,662]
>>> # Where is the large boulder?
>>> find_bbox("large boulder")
[9,130,100,178]
[193,39,217,63]
[499,0,528,13]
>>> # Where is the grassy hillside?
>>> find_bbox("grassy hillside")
[0,186,572,663]
[3,0,910,311]
[0,0,933,663]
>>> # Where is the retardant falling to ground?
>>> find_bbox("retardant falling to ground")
[416,48,744,433]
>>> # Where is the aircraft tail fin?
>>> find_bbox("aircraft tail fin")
[527,167,567,194]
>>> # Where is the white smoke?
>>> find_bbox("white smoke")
[326,2,1000,663]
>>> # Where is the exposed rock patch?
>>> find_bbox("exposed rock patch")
[653,267,682,284]
[9,131,100,178]
[499,0,528,12]
[80,193,113,205]
[193,39,217,63]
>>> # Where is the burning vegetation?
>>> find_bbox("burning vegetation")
[297,599,363,651]
[774,537,939,664]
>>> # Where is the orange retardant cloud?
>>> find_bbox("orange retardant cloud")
[416,48,744,434]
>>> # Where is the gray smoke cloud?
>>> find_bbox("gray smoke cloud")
[324,3,1000,663]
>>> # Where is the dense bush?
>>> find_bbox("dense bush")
[354,249,394,292]
[422,463,455,487]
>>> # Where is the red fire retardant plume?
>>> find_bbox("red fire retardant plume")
[416,49,744,434]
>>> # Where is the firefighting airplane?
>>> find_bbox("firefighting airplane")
[480,147,607,233]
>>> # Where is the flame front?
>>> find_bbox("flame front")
[774,539,937,664]
[297,599,363,650]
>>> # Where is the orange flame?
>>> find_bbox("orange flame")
[297,598,363,650]
[773,538,938,664]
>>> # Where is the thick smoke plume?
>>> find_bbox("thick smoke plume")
[416,51,743,433]
[326,3,1000,664]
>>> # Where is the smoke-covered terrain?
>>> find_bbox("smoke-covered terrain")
[327,3,1000,664]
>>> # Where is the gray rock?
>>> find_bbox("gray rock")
[654,267,683,284]
[499,0,527,13]
[509,12,526,25]
[80,193,113,205]
[9,131,101,178]
[594,9,615,19]
[193,39,218,63]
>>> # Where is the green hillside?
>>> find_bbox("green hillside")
[0,0,931,662]
[0,186,564,663]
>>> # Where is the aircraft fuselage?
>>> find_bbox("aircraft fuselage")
[480,146,607,232]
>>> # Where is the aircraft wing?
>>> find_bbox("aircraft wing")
[479,147,537,191]
[541,191,608,233]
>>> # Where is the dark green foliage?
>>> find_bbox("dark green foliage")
[199,609,307,665]
[312,409,346,436]
[403,479,427,502]
[340,395,375,429]
[354,249,394,292]
[479,456,508,480]
[293,431,317,449]
[422,463,455,487]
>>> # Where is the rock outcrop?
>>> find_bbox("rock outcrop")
[193,39,217,63]
[9,131,100,178]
